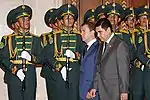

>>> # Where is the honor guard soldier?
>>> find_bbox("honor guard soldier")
[84,9,95,23]
[47,4,84,100]
[40,8,60,47]
[136,5,150,100]
[105,3,124,39]
[1,5,42,100]
[40,8,62,100]
[120,7,140,60]
[94,5,106,21]
[119,7,142,100]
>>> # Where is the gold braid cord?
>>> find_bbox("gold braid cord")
[54,33,62,57]
[144,31,150,55]
[8,35,17,59]
[131,30,136,49]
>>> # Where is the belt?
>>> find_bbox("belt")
[10,60,33,65]
[55,57,78,62]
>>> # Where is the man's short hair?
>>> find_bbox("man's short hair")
[81,21,97,37]
[95,18,113,32]
[81,21,95,31]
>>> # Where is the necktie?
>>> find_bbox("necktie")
[103,42,107,54]
[83,45,88,57]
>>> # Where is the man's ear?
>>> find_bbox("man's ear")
[91,30,95,34]
[90,30,95,36]
[118,18,121,23]
[15,22,20,28]
[106,27,111,33]
[60,19,63,24]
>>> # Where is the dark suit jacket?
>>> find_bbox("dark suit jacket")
[79,40,99,100]
[94,35,130,100]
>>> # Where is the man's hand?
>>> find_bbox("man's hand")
[89,89,96,98]
[60,66,67,81]
[21,50,31,61]
[64,49,75,58]
[16,69,25,81]
[60,66,72,81]
[86,92,92,99]
[120,93,128,100]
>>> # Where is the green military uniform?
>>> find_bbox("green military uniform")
[83,9,95,23]
[40,8,59,100]
[129,5,150,100]
[120,7,141,61]
[105,3,124,39]
[41,4,84,100]
[94,5,106,21]
[135,5,150,100]
[1,5,42,100]
[119,8,139,100]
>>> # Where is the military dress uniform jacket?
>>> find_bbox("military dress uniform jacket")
[2,33,41,84]
[137,29,150,67]
[136,29,150,100]
[120,29,141,62]
[40,29,84,100]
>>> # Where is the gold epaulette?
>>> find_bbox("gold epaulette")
[129,29,139,34]
[119,29,129,34]
[144,29,150,33]
[41,32,53,47]
[0,42,4,49]
[133,29,139,32]
[72,30,81,35]
[7,33,18,37]
[138,28,145,33]
[53,30,63,35]
[2,35,8,40]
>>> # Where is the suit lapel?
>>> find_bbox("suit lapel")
[83,40,99,61]
[101,36,117,61]
[96,41,103,65]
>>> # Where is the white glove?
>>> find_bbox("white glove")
[21,51,31,61]
[64,49,75,58]
[60,66,72,81]
[141,65,144,71]
[16,69,25,81]
[61,66,67,81]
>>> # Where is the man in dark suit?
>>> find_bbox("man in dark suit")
[90,18,130,100]
[79,22,99,100]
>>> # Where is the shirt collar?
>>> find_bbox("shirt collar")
[87,38,97,50]
[106,33,114,44]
